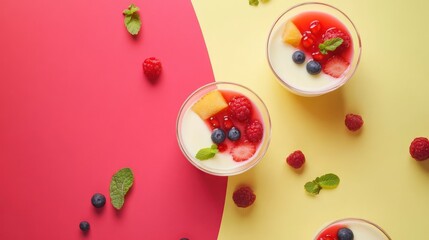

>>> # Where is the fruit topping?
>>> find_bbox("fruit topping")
[292,50,306,64]
[229,96,252,122]
[246,120,263,143]
[79,221,90,232]
[227,127,241,141]
[230,143,256,162]
[192,90,228,120]
[323,27,351,52]
[301,35,315,49]
[196,145,219,160]
[211,128,226,144]
[309,20,322,35]
[410,137,429,161]
[345,113,363,131]
[311,51,325,62]
[306,60,322,75]
[337,227,354,240]
[217,143,228,152]
[142,57,162,81]
[318,235,336,240]
[232,186,256,208]
[91,193,106,208]
[209,116,220,129]
[323,56,349,78]
[223,116,234,130]
[282,21,302,47]
[286,150,305,169]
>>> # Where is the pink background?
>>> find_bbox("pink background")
[0,0,226,239]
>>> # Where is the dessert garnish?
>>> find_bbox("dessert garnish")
[233,186,256,208]
[345,113,363,131]
[143,57,162,81]
[195,144,219,160]
[286,150,305,169]
[304,173,340,195]
[410,137,429,161]
[123,4,142,35]
[110,168,134,210]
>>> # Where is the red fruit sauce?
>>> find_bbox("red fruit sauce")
[292,11,353,64]
[204,90,264,158]
[316,224,347,240]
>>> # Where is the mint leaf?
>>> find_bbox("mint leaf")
[123,4,141,35]
[304,181,321,195]
[260,0,269,2]
[196,145,218,160]
[319,37,343,54]
[317,173,340,189]
[249,0,259,6]
[110,168,134,210]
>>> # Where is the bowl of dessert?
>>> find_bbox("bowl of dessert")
[267,2,361,96]
[176,82,271,176]
[314,218,391,240]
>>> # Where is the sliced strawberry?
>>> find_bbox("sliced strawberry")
[230,143,256,162]
[323,56,349,78]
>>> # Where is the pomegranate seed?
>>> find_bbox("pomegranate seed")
[312,52,324,62]
[217,143,228,152]
[301,36,314,49]
[309,20,322,34]
[303,31,316,40]
[209,116,220,129]
[223,116,234,130]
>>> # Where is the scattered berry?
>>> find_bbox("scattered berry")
[223,116,234,130]
[309,20,322,35]
[209,116,220,129]
[345,113,363,131]
[323,56,349,78]
[229,96,252,122]
[410,137,429,161]
[301,35,315,49]
[286,150,305,169]
[211,128,226,144]
[306,60,322,75]
[79,221,90,232]
[246,120,263,143]
[323,27,351,52]
[292,51,306,64]
[232,186,256,208]
[91,193,106,208]
[230,143,256,162]
[142,57,162,81]
[228,127,241,141]
[337,227,354,240]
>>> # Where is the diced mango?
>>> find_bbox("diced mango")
[191,90,228,120]
[282,21,302,47]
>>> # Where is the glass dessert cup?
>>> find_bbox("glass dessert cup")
[313,218,392,240]
[176,82,271,176]
[267,2,362,97]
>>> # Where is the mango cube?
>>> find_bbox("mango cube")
[191,90,228,120]
[282,21,302,47]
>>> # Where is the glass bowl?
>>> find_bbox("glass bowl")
[267,2,362,96]
[313,218,391,240]
[176,82,271,176]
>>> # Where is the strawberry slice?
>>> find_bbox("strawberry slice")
[323,56,349,78]
[230,143,256,162]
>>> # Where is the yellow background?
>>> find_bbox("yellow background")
[192,0,429,239]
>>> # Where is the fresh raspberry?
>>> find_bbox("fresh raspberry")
[232,186,256,208]
[217,143,228,153]
[345,113,363,131]
[323,27,351,52]
[410,137,429,161]
[286,150,305,169]
[142,57,162,81]
[229,96,252,122]
[245,120,263,143]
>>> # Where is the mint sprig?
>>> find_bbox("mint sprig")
[319,37,343,54]
[110,168,134,209]
[195,145,218,160]
[248,0,269,6]
[123,4,141,35]
[305,173,340,195]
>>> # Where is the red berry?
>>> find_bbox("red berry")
[143,57,162,81]
[323,56,350,78]
[286,150,305,169]
[301,36,315,49]
[309,20,322,35]
[223,116,234,130]
[217,143,228,153]
[318,235,336,240]
[303,31,316,40]
[209,116,220,129]
[323,27,351,52]
[229,96,252,122]
[312,52,325,62]
[410,137,429,161]
[345,113,364,131]
[246,120,263,143]
[232,186,256,208]
[230,143,256,162]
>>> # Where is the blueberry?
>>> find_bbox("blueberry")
[306,60,322,75]
[227,127,241,141]
[91,193,106,208]
[211,128,226,144]
[292,51,306,64]
[337,227,354,240]
[79,221,90,232]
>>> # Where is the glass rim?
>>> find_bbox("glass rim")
[266,1,362,96]
[176,81,272,176]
